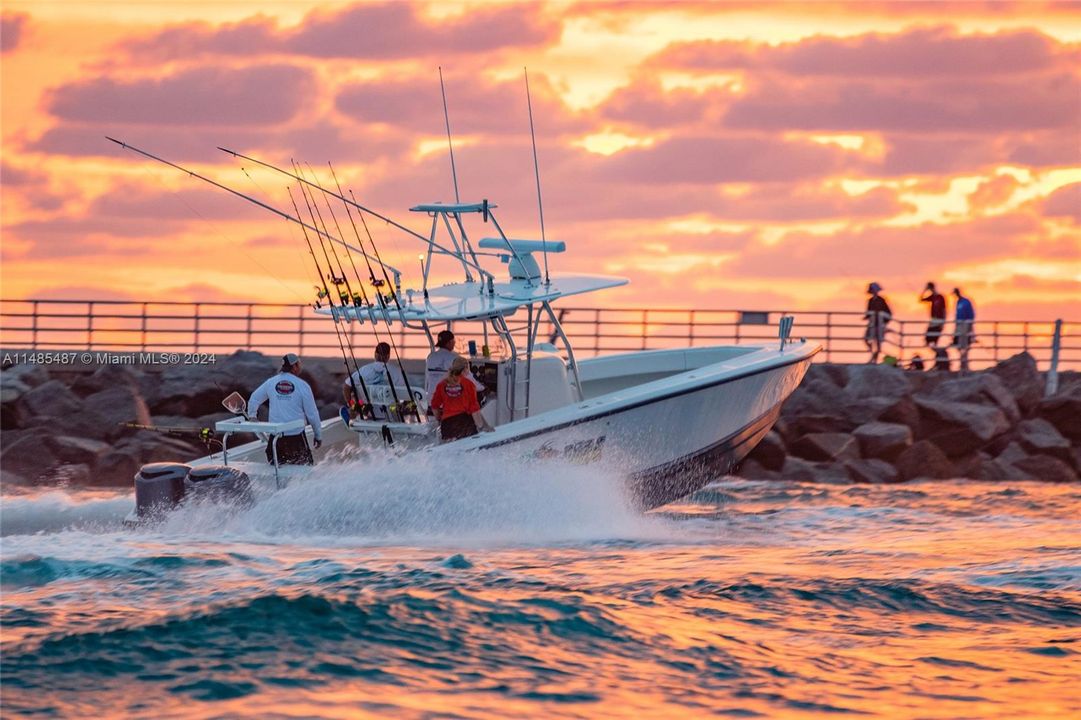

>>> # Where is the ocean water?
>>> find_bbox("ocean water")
[2,453,1079,719]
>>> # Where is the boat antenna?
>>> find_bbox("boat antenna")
[524,67,550,286]
[439,66,461,205]
[287,186,369,416]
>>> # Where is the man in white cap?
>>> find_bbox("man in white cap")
[248,352,323,465]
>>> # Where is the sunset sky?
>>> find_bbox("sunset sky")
[1,1,1079,321]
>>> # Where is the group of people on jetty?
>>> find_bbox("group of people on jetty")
[245,330,492,465]
[864,281,976,370]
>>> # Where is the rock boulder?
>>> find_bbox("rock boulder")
[853,422,912,461]
[1037,381,1081,442]
[989,352,1043,416]
[1011,455,1079,484]
[1016,418,1075,469]
[745,430,786,471]
[790,432,860,462]
[895,440,954,481]
[845,458,901,484]
[915,398,1010,457]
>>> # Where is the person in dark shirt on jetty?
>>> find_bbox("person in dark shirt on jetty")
[952,287,977,371]
[429,356,494,442]
[919,282,946,347]
[863,282,892,364]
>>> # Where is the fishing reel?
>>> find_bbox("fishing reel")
[351,293,364,307]
[391,400,418,421]
[347,398,375,421]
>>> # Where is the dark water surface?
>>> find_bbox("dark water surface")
[2,457,1079,718]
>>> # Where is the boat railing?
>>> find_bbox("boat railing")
[1,299,1077,371]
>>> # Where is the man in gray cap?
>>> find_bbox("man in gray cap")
[248,353,323,465]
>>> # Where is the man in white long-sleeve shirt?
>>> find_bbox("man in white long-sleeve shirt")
[342,342,406,420]
[248,353,322,465]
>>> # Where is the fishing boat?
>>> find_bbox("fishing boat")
[111,140,819,524]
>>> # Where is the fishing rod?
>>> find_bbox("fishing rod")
[318,163,422,423]
[292,166,393,420]
[328,176,420,423]
[119,422,220,450]
[216,146,492,286]
[296,160,355,308]
[288,187,372,420]
[104,137,390,277]
[307,163,370,309]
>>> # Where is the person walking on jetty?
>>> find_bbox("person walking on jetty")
[919,281,946,347]
[248,353,322,465]
[952,287,976,371]
[863,282,892,364]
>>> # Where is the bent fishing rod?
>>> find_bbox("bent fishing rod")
[216,146,494,287]
[104,137,397,279]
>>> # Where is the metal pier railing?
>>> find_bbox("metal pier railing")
[1,300,1077,370]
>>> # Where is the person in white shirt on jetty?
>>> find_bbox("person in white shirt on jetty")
[247,352,322,465]
[342,342,406,420]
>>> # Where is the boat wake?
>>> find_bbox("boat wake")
[3,451,665,546]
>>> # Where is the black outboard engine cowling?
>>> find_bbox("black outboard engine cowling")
[134,463,191,518]
[185,465,253,508]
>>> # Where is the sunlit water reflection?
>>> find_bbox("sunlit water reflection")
[2,457,1079,719]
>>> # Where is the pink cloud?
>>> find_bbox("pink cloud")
[654,27,1072,77]
[29,116,400,164]
[45,65,315,126]
[591,135,856,184]
[1,12,27,54]
[1042,183,1081,223]
[723,213,1044,280]
[336,71,586,137]
[121,3,561,62]
[723,74,1079,134]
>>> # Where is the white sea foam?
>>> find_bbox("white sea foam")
[2,451,668,547]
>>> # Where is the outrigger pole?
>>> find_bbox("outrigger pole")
[524,68,551,286]
[104,137,398,280]
[438,66,461,205]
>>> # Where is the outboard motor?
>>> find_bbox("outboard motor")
[134,463,191,518]
[184,465,253,508]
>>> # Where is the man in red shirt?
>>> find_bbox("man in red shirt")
[429,356,494,442]
[919,282,946,347]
